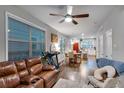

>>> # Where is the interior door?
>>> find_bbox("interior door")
[99,35,103,58]
[105,29,112,59]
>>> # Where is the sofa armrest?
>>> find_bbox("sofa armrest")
[42,65,55,71]
[20,75,40,84]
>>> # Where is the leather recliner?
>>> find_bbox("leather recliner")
[0,61,33,88]
[15,60,44,88]
[25,57,59,88]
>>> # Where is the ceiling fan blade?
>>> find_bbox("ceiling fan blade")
[72,19,78,25]
[59,19,65,23]
[67,6,73,15]
[72,14,89,18]
[49,13,64,17]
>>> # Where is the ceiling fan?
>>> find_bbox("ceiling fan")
[49,6,89,25]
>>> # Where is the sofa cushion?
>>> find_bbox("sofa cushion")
[26,57,42,67]
[15,60,29,78]
[0,62,20,88]
[26,57,43,75]
[4,74,20,88]
[0,62,17,77]
[18,71,29,79]
[15,60,27,71]
[30,64,43,75]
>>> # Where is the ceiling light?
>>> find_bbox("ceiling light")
[82,33,84,36]
[65,16,72,22]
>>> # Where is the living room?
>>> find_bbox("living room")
[0,4,124,89]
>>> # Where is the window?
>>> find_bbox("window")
[8,17,45,61]
[30,27,45,57]
[80,38,96,49]
[60,36,66,53]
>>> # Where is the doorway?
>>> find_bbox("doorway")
[99,35,103,58]
[105,29,112,59]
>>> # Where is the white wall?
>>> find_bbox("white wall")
[97,6,124,61]
[0,5,69,61]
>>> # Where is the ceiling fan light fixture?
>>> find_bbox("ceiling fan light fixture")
[82,33,84,36]
[65,16,72,22]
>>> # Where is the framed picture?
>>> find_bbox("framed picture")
[51,33,58,43]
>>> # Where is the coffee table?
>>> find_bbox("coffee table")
[53,78,82,88]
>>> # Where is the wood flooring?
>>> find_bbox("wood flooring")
[59,56,96,83]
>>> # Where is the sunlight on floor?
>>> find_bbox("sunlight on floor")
[79,63,88,79]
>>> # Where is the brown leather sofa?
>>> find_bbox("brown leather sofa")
[0,57,60,88]
[0,61,43,88]
[25,57,59,88]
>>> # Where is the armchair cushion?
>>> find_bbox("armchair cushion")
[88,76,117,88]
[94,66,116,81]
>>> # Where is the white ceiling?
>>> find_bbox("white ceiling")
[19,5,115,37]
